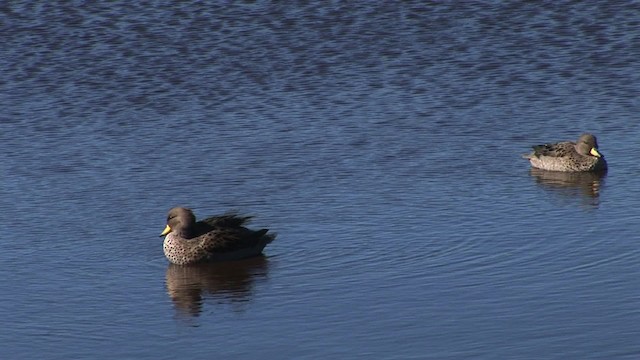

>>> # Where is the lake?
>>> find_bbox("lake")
[1,1,639,359]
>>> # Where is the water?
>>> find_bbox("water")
[1,1,639,359]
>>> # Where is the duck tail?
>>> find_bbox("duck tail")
[258,229,276,244]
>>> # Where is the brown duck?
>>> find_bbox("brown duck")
[159,207,275,265]
[523,133,607,172]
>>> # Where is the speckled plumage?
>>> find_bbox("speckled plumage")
[160,207,275,265]
[523,133,607,172]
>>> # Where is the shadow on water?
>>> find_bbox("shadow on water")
[529,168,607,206]
[165,256,270,318]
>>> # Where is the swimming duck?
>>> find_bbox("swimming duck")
[523,133,607,172]
[159,207,275,265]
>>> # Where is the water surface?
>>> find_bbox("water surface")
[1,1,639,359]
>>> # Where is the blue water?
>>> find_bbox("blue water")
[1,1,640,359]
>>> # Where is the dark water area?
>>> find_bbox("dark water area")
[1,1,639,359]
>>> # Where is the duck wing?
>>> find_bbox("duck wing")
[196,227,274,254]
[531,141,575,158]
[200,213,253,228]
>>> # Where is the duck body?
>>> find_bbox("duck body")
[160,207,275,265]
[523,133,607,172]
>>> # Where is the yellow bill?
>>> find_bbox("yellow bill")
[160,224,172,236]
[590,148,602,157]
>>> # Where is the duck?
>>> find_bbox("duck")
[159,207,275,265]
[523,133,607,172]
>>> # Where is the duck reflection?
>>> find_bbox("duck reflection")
[165,256,270,317]
[529,168,606,203]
